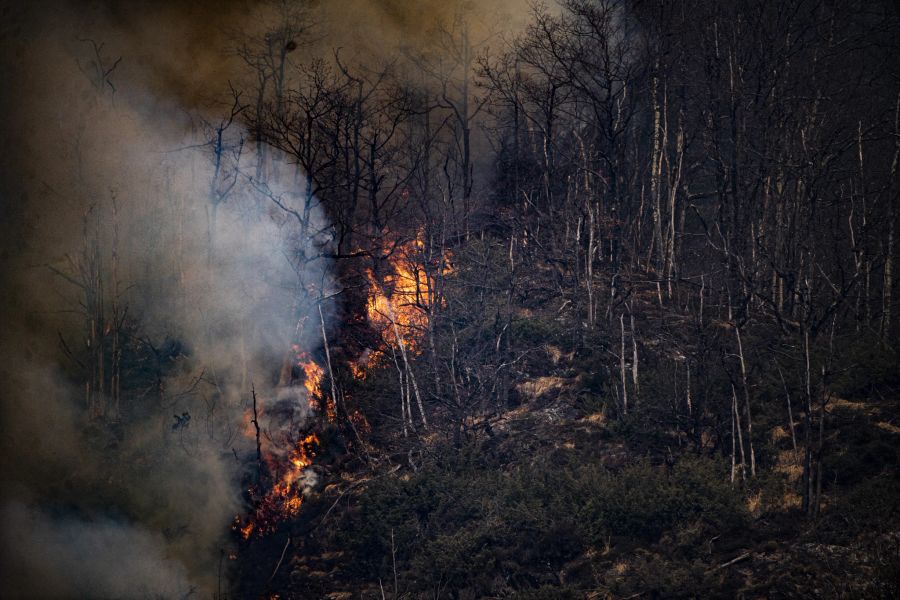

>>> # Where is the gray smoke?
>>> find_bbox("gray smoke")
[2,501,193,599]
[0,5,331,595]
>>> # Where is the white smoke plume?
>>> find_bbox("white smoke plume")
[0,3,333,597]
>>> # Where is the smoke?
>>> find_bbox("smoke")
[1,501,193,599]
[0,0,533,596]
[0,0,533,114]
[0,11,327,597]
[0,347,239,595]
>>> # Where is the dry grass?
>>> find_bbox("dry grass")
[771,425,791,443]
[773,447,805,510]
[775,449,804,482]
[545,344,575,365]
[582,411,606,425]
[829,397,875,414]
[780,490,803,510]
[746,491,763,515]
[875,421,900,434]
[516,376,568,399]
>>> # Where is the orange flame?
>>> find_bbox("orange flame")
[236,353,327,539]
[237,432,320,539]
[358,230,452,374]
[236,231,450,539]
[295,349,324,408]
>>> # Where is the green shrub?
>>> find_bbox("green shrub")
[578,457,746,544]
[832,335,900,399]
[512,317,566,347]
[831,475,900,535]
[611,554,715,599]
[340,452,746,595]
[824,420,900,487]
[412,525,500,589]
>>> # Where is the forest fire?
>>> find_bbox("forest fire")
[234,232,448,540]
[294,347,324,408]
[235,346,330,539]
[236,432,320,539]
[358,231,452,373]
[6,0,898,596]
[234,232,446,543]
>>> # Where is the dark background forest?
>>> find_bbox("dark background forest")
[0,0,898,598]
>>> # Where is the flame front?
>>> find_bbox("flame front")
[236,432,320,539]
[236,231,448,540]
[294,347,324,408]
[359,230,452,373]
[235,343,334,539]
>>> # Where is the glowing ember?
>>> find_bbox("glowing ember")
[295,349,336,420]
[240,521,254,539]
[348,359,367,380]
[348,408,371,434]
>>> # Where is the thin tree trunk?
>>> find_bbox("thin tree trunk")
[319,303,338,421]
[630,312,639,398]
[111,195,121,421]
[813,373,826,518]
[665,117,684,299]
[732,384,746,481]
[686,361,692,416]
[586,203,595,327]
[384,294,427,429]
[802,327,814,514]
[731,389,737,483]
[735,324,756,477]
[777,364,798,452]
[883,91,899,342]
[620,313,628,415]
[251,383,264,484]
